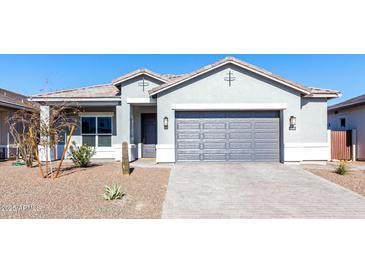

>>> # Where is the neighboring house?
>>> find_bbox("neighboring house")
[29,57,340,163]
[0,88,36,159]
[328,93,365,160]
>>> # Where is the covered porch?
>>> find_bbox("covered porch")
[37,97,157,162]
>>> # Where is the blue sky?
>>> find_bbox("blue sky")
[0,54,364,105]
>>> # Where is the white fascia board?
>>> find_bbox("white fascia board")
[28,97,121,102]
[304,93,340,98]
[171,103,287,111]
[126,98,157,104]
[150,61,310,96]
[113,72,167,85]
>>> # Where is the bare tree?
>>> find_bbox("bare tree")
[7,104,80,178]
[7,110,38,167]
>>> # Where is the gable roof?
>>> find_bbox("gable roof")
[112,68,169,86]
[0,88,37,110]
[148,57,340,97]
[328,92,365,111]
[30,57,340,101]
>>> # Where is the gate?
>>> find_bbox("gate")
[331,130,352,160]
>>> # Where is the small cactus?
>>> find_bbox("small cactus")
[122,141,130,175]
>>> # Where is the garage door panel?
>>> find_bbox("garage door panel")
[202,122,226,129]
[203,148,228,154]
[203,154,227,161]
[229,132,252,139]
[254,153,279,161]
[254,132,278,139]
[203,142,227,149]
[177,142,200,149]
[203,132,226,139]
[176,132,200,139]
[177,153,201,161]
[176,111,280,162]
[176,122,200,130]
[228,122,252,129]
[229,153,253,161]
[229,142,253,149]
[255,121,279,129]
[255,142,279,149]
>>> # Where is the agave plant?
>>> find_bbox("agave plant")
[103,183,124,200]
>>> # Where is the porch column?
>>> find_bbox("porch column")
[39,105,51,161]
[120,100,131,142]
[115,100,136,161]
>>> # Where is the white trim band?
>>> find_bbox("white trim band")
[156,144,175,163]
[126,98,157,104]
[284,142,330,162]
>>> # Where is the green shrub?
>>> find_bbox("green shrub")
[335,162,348,175]
[103,183,124,200]
[69,141,95,167]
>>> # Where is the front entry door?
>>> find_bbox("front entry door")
[141,113,157,158]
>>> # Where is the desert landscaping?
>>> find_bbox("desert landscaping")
[0,160,170,218]
[306,162,365,197]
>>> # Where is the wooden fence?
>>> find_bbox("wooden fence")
[331,130,352,160]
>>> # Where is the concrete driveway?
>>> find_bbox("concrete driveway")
[162,163,365,218]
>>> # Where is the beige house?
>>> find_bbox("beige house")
[0,88,36,159]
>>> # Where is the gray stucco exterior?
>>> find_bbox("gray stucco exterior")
[156,64,330,162]
[30,57,338,163]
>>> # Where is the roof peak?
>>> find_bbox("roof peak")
[148,56,340,97]
[112,68,169,85]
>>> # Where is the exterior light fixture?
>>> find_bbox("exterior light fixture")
[163,117,168,129]
[289,115,296,130]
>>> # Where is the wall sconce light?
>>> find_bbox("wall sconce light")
[289,115,296,130]
[163,117,168,130]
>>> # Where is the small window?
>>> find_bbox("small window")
[82,117,96,134]
[81,116,112,147]
[98,135,112,147]
[97,117,112,134]
[82,135,96,147]
[340,118,346,128]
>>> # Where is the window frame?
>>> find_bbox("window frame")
[339,117,346,128]
[80,114,113,148]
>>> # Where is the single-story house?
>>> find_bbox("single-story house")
[29,57,340,163]
[0,88,36,159]
[328,93,365,160]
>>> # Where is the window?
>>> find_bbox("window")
[81,116,112,147]
[340,118,346,128]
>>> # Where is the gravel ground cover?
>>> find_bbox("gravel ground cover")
[0,161,170,218]
[306,166,365,197]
